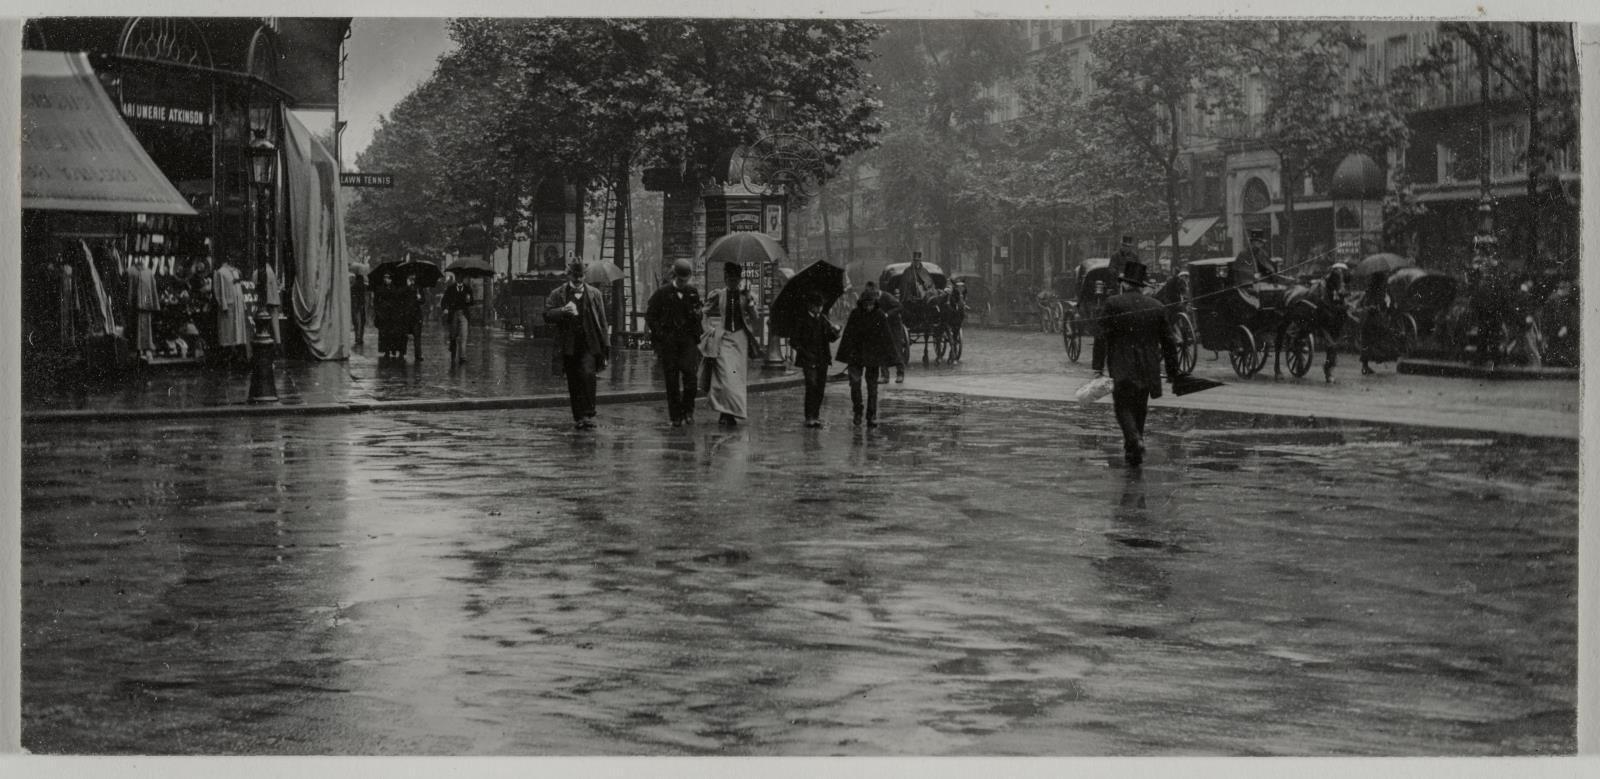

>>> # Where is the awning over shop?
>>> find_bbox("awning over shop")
[1261,200,1332,214]
[21,51,197,215]
[1153,216,1221,248]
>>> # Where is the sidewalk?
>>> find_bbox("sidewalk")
[22,323,1583,439]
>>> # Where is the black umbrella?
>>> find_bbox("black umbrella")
[443,257,495,279]
[371,258,444,287]
[769,260,848,339]
[1171,374,1225,397]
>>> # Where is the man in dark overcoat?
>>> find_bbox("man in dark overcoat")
[645,258,704,427]
[544,261,611,429]
[1108,235,1140,279]
[1091,259,1180,467]
[789,292,842,427]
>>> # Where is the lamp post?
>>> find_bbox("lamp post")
[247,131,280,403]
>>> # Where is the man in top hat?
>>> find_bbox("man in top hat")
[898,249,937,302]
[645,258,704,426]
[1233,229,1279,288]
[1108,235,1140,280]
[544,259,611,429]
[1091,259,1181,467]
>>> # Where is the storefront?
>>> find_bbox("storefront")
[21,17,350,380]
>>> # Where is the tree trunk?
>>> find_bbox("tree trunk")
[821,184,834,266]
[1164,102,1183,275]
[846,167,857,275]
[1526,23,1541,273]
[611,164,630,335]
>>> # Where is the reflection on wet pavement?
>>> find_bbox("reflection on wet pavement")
[20,392,1578,755]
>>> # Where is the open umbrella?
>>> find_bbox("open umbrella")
[704,231,788,267]
[769,260,848,339]
[1353,252,1413,280]
[584,261,625,285]
[444,257,495,279]
[371,258,443,287]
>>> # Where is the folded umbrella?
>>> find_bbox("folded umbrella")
[1171,374,1225,397]
[769,260,847,339]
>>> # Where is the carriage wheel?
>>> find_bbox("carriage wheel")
[1175,313,1198,375]
[1229,326,1258,378]
[1285,323,1315,378]
[1064,319,1082,362]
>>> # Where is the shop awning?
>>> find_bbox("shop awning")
[1153,216,1221,248]
[21,50,197,215]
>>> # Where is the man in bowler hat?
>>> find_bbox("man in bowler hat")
[544,260,611,429]
[1091,259,1180,467]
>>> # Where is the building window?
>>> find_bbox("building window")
[1491,121,1527,180]
[1437,143,1459,183]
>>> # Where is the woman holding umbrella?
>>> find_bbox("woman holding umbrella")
[701,262,762,427]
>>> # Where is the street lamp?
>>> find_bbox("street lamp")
[246,131,280,403]
[248,131,278,187]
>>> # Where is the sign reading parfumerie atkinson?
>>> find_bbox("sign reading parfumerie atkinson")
[341,173,394,188]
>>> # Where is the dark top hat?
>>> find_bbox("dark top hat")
[1248,229,1266,241]
[911,250,924,261]
[1119,260,1151,287]
[723,261,743,278]
[1120,235,1135,246]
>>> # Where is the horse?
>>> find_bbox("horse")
[901,287,965,364]
[1273,264,1351,382]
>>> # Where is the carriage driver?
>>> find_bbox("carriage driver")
[1233,228,1288,310]
[899,250,937,302]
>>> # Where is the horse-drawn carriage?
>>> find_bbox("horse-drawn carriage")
[1061,258,1115,363]
[1382,266,1458,345]
[880,261,965,364]
[1187,256,1321,379]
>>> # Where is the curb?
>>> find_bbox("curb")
[1396,358,1579,381]
[23,374,808,425]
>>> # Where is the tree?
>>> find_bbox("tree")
[987,38,1165,253]
[870,20,1025,269]
[1089,21,1240,269]
[1216,21,1417,268]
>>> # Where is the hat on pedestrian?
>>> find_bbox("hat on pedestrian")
[672,258,693,277]
[859,286,881,303]
[1248,229,1266,241]
[911,250,924,261]
[1120,235,1135,247]
[567,260,585,278]
[806,292,826,308]
[724,262,743,279]
[1119,260,1151,287]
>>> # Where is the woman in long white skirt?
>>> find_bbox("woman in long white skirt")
[701,262,761,426]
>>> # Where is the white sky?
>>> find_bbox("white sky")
[338,18,453,166]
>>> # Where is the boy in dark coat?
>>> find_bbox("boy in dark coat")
[789,292,841,427]
[1091,260,1180,466]
[645,258,704,426]
[835,286,898,427]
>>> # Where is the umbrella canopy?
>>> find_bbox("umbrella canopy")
[444,257,495,279]
[704,231,789,267]
[769,260,848,339]
[1171,374,1225,397]
[584,261,625,285]
[1353,252,1413,279]
[371,258,443,287]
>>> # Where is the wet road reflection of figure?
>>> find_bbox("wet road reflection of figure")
[544,260,611,429]
[1091,260,1180,467]
[645,258,703,427]
[836,284,898,428]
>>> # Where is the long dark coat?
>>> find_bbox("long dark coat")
[1093,290,1180,398]
[544,282,611,364]
[836,303,899,368]
[789,312,841,368]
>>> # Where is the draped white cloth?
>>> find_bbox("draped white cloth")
[283,110,351,360]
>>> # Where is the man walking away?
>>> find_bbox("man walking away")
[544,261,611,429]
[1091,259,1180,467]
[790,292,841,427]
[645,258,704,427]
[836,285,898,428]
